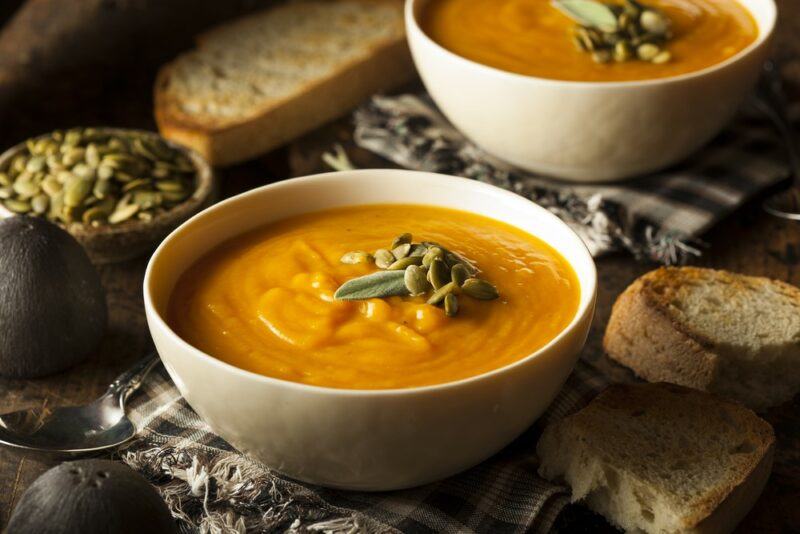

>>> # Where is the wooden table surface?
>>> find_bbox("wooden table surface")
[2,2,800,531]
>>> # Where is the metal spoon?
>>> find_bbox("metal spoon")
[757,60,800,220]
[0,355,160,457]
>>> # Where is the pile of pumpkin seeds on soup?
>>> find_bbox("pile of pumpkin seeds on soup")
[0,128,195,226]
[334,233,500,318]
[553,0,673,64]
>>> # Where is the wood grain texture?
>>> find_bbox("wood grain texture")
[1,0,800,530]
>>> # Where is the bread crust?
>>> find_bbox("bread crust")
[154,0,415,166]
[603,268,720,389]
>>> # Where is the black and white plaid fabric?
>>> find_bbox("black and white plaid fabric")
[122,361,610,534]
[351,94,793,265]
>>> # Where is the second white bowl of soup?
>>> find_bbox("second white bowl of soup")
[407,0,776,182]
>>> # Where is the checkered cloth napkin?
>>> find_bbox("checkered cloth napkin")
[122,361,610,534]
[349,94,793,265]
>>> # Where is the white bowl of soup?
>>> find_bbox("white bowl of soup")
[144,170,596,490]
[407,0,776,182]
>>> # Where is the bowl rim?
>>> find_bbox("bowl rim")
[405,0,777,89]
[144,169,597,397]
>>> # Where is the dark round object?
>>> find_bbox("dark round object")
[6,459,178,534]
[0,216,107,377]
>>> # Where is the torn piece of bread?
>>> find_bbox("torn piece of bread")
[537,383,775,534]
[155,0,414,166]
[603,267,800,411]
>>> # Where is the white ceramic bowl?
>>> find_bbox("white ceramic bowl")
[144,170,596,490]
[406,0,776,182]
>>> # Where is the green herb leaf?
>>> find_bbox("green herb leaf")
[334,270,409,301]
[552,0,618,32]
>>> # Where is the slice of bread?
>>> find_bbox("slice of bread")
[537,383,775,534]
[603,267,800,411]
[155,0,414,166]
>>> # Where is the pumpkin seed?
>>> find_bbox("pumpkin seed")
[31,194,49,214]
[82,206,108,225]
[390,233,412,249]
[388,256,423,271]
[392,243,412,259]
[427,281,458,306]
[374,248,395,269]
[340,251,372,265]
[422,246,444,268]
[64,177,92,207]
[462,278,500,300]
[451,263,470,287]
[409,244,428,257]
[0,187,11,199]
[651,50,672,64]
[637,43,660,61]
[427,258,450,289]
[108,202,139,224]
[640,10,669,35]
[404,265,430,296]
[4,199,31,213]
[0,173,9,187]
[444,294,459,317]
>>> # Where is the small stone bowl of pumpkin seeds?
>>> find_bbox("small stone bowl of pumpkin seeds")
[0,127,216,263]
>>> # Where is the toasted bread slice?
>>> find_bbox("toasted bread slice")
[603,267,800,410]
[537,383,775,534]
[155,0,414,166]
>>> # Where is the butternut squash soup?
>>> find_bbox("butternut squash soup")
[420,0,758,82]
[168,205,580,389]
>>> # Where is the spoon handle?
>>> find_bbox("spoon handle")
[106,354,161,405]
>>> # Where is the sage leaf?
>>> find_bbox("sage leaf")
[334,270,409,301]
[552,0,618,32]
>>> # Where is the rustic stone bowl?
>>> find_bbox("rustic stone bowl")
[0,128,216,264]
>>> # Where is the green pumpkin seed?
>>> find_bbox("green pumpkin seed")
[31,194,49,214]
[41,176,63,196]
[25,156,45,173]
[340,251,372,265]
[409,244,428,257]
[422,247,444,268]
[444,294,459,317]
[64,177,92,207]
[451,263,470,287]
[108,202,139,224]
[404,265,430,296]
[4,199,31,213]
[0,187,11,199]
[97,164,114,180]
[0,173,9,187]
[427,281,458,306]
[82,205,108,225]
[374,249,395,269]
[154,179,186,193]
[12,177,40,199]
[637,43,660,61]
[462,278,500,301]
[390,233,412,249]
[640,10,669,35]
[651,50,672,64]
[132,190,162,209]
[427,258,450,289]
[388,256,423,271]
[122,178,151,192]
[392,243,412,259]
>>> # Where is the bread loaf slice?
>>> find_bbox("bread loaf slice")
[155,0,414,166]
[603,267,800,410]
[537,383,775,534]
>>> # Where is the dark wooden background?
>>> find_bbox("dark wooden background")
[1,1,800,531]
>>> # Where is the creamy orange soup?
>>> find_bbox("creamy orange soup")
[421,0,758,82]
[168,205,580,389]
